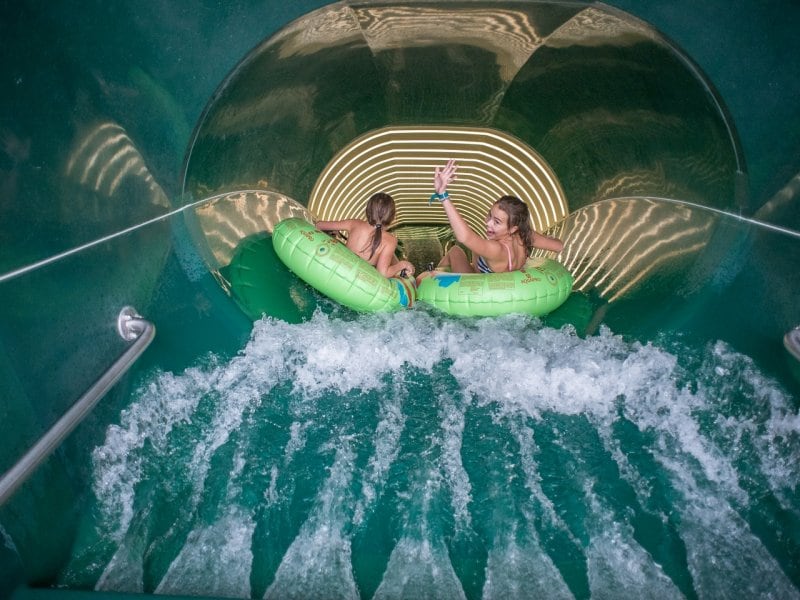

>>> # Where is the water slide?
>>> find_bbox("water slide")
[1,1,799,599]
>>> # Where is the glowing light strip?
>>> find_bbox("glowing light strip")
[95,146,140,192]
[592,207,703,291]
[312,133,564,218]
[560,209,595,273]
[568,203,630,285]
[603,224,712,296]
[571,201,651,286]
[108,156,143,195]
[309,126,568,237]
[78,133,132,185]
[605,240,708,303]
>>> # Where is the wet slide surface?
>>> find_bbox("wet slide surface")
[60,308,800,598]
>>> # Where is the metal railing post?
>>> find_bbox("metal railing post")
[0,307,155,506]
[785,326,800,362]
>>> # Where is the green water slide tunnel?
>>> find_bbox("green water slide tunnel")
[182,1,748,326]
[1,1,799,599]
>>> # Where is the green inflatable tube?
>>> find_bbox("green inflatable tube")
[416,257,573,317]
[272,218,416,312]
[226,232,317,322]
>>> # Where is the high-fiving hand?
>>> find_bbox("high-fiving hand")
[434,159,458,195]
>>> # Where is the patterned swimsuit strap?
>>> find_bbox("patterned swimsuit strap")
[477,242,513,273]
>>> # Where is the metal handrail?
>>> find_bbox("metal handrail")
[785,326,800,362]
[0,307,155,506]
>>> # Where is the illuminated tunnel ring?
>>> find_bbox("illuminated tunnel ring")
[308,126,569,236]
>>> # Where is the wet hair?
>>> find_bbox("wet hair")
[494,195,534,256]
[365,192,396,259]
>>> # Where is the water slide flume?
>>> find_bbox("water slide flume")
[273,218,573,316]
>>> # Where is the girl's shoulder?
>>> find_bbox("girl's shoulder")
[345,218,370,230]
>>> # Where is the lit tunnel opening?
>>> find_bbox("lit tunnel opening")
[180,0,744,319]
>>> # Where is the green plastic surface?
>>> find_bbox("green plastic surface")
[417,257,573,317]
[271,219,416,313]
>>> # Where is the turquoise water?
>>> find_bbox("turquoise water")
[59,305,800,599]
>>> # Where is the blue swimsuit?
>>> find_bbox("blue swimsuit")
[475,242,514,273]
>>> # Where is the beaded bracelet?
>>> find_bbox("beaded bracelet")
[428,191,449,205]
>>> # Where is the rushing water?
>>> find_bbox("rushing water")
[60,308,800,599]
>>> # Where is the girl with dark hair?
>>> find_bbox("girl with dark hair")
[429,159,564,274]
[316,192,415,278]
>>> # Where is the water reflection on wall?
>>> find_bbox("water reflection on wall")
[547,197,718,304]
[183,190,312,293]
[184,1,743,300]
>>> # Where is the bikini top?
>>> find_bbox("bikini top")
[476,242,514,274]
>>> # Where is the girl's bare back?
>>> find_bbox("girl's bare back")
[345,221,392,264]
[316,218,413,278]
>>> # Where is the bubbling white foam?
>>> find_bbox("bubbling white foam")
[0,524,18,553]
[155,507,255,598]
[353,382,406,527]
[438,392,472,530]
[372,535,467,600]
[482,523,572,600]
[95,534,144,594]
[264,443,359,600]
[584,492,682,600]
[85,308,800,598]
[92,367,213,539]
[373,473,467,600]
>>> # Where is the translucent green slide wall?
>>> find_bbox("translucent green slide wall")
[0,1,798,597]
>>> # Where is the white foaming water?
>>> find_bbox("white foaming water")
[91,368,211,540]
[1,524,18,553]
[264,420,310,510]
[465,321,799,509]
[95,534,144,594]
[438,392,472,530]
[373,475,467,600]
[660,457,799,600]
[264,443,359,600]
[353,382,406,527]
[482,525,572,600]
[284,420,308,464]
[586,524,682,600]
[155,507,255,598]
[701,341,800,509]
[372,536,467,600]
[507,417,576,538]
[582,375,800,600]
[84,309,800,598]
[266,311,444,397]
[584,492,682,600]
[155,442,255,598]
[449,320,673,421]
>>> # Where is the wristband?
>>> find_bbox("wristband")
[428,191,449,205]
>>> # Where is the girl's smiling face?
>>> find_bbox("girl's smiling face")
[485,203,517,240]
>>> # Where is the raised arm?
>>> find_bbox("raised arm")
[433,160,505,261]
[433,161,471,242]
